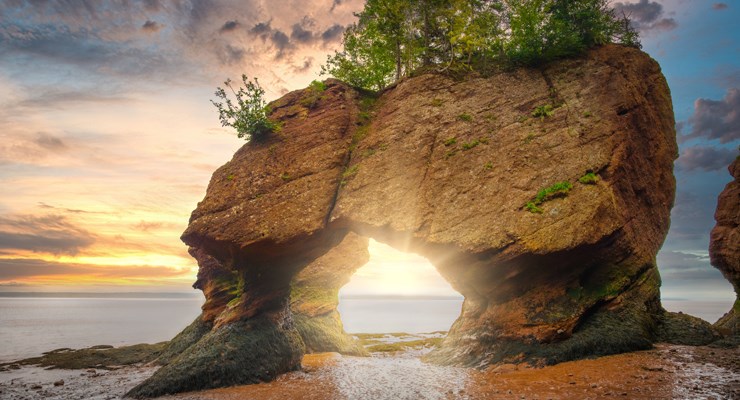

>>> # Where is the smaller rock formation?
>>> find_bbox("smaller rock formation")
[710,157,740,336]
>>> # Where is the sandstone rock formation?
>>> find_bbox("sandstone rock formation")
[129,45,684,397]
[711,157,740,335]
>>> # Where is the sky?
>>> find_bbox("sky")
[0,1,737,307]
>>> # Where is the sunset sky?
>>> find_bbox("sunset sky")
[0,1,738,304]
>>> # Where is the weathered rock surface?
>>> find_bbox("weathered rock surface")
[710,157,740,336]
[130,45,686,397]
[290,232,368,355]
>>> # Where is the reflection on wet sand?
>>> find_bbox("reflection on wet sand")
[166,344,739,400]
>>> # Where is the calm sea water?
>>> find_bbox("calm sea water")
[338,297,463,333]
[0,295,732,362]
[661,300,733,324]
[0,295,203,362]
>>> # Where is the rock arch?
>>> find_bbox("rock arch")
[128,45,700,398]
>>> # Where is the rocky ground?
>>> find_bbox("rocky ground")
[1,339,737,399]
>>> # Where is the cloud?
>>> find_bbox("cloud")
[219,20,240,33]
[34,132,67,151]
[677,146,738,172]
[657,251,718,280]
[133,221,176,232]
[0,214,96,255]
[37,203,101,215]
[330,0,344,12]
[0,132,70,166]
[0,258,186,281]
[16,89,131,110]
[250,21,273,37]
[291,23,314,44]
[321,24,344,43]
[713,3,728,10]
[142,20,163,33]
[681,88,740,144]
[271,29,292,58]
[143,0,162,12]
[612,0,678,33]
[291,57,314,74]
[0,24,188,81]
[217,44,246,64]
[1,0,365,87]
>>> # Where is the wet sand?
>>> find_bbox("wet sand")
[1,344,737,399]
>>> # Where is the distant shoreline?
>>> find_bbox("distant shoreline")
[0,292,466,300]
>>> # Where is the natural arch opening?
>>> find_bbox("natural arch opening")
[338,238,463,334]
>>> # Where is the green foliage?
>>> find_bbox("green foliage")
[525,180,573,213]
[309,80,327,92]
[349,125,370,151]
[532,104,554,119]
[321,18,397,91]
[578,172,598,184]
[341,164,360,186]
[458,113,473,122]
[343,165,360,178]
[444,137,457,146]
[280,172,291,181]
[525,201,543,214]
[300,80,328,109]
[484,161,493,170]
[7,343,167,370]
[322,0,641,91]
[365,337,443,352]
[362,148,377,157]
[211,75,277,141]
[359,95,378,112]
[535,181,573,203]
[462,139,480,150]
[505,0,640,65]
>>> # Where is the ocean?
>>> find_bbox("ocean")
[0,294,203,363]
[0,294,732,363]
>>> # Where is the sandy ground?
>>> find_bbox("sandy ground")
[0,365,155,400]
[1,344,737,399]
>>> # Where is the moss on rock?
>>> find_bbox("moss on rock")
[154,315,213,365]
[126,315,303,398]
[656,311,722,346]
[1,343,166,370]
[294,312,366,356]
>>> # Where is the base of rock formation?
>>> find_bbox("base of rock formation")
[710,157,739,337]
[126,313,303,398]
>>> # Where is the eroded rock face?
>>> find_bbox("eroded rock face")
[711,157,740,335]
[130,45,682,397]
[290,232,368,355]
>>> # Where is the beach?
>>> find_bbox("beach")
[1,295,737,399]
[0,342,737,399]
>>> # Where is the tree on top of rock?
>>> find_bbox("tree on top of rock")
[322,0,640,91]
